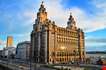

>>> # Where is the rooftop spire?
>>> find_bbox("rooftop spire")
[37,1,48,23]
[41,1,44,8]
[39,1,46,12]
[69,13,76,24]
[67,13,77,30]
[69,13,74,21]
[41,1,44,5]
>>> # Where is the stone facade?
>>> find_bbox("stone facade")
[31,2,85,64]
[16,41,31,60]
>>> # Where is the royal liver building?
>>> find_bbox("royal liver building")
[31,2,85,64]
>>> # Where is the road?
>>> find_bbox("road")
[0,59,103,70]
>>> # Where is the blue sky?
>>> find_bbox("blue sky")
[0,0,106,51]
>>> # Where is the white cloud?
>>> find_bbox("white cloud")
[69,0,106,32]
[63,1,105,32]
[0,39,6,49]
[45,0,69,27]
[5,0,105,34]
[13,0,106,45]
[21,0,69,27]
[92,0,106,9]
[1,0,105,51]
[13,33,30,46]
[29,0,106,33]
[0,39,3,45]
[18,10,35,26]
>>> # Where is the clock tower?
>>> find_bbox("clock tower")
[67,13,77,30]
[37,1,47,23]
